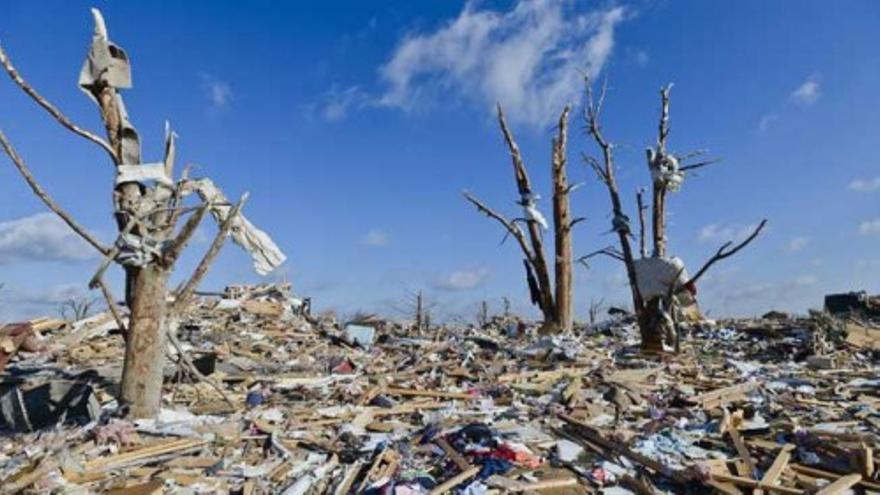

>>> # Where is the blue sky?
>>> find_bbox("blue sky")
[0,0,878,322]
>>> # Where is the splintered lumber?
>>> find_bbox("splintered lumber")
[436,438,472,471]
[384,387,473,400]
[81,438,207,473]
[429,466,480,495]
[485,475,577,492]
[560,413,688,483]
[709,473,803,494]
[815,474,861,495]
[755,444,794,495]
[105,480,164,495]
[691,382,760,409]
[728,427,757,478]
[789,464,880,491]
[334,461,363,495]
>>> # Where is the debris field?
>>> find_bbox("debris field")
[1,284,878,494]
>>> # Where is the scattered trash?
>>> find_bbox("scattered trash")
[0,284,876,493]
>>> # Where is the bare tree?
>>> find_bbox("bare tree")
[477,300,490,328]
[393,290,435,332]
[582,79,765,352]
[59,296,98,321]
[0,10,285,417]
[464,105,577,332]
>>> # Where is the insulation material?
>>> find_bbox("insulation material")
[649,151,684,192]
[185,178,287,275]
[634,256,689,300]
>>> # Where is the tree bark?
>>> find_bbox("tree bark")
[651,184,667,257]
[552,106,572,332]
[119,265,169,418]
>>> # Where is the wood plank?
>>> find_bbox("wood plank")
[429,466,480,495]
[710,473,803,494]
[815,474,861,495]
[755,444,794,495]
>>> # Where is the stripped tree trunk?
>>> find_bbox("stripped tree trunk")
[583,79,764,353]
[121,266,169,417]
[552,107,573,331]
[0,9,286,418]
[465,105,576,333]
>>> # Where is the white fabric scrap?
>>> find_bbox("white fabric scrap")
[634,256,689,300]
[650,152,684,192]
[185,178,286,275]
[520,194,548,230]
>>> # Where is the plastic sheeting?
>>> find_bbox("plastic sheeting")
[633,256,688,300]
[519,193,548,230]
[182,178,287,275]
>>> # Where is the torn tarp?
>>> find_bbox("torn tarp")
[183,178,286,275]
[634,256,689,300]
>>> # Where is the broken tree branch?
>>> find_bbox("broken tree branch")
[583,78,644,312]
[578,247,625,267]
[636,188,647,258]
[679,158,721,172]
[93,276,127,335]
[172,195,247,311]
[0,44,118,163]
[162,202,211,266]
[496,104,555,321]
[684,219,768,288]
[166,324,234,407]
[463,191,534,266]
[0,130,110,255]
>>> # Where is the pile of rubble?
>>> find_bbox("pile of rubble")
[0,285,878,494]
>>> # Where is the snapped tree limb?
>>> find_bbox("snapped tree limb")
[0,130,110,255]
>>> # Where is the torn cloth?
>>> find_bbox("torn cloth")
[648,150,684,192]
[518,193,548,230]
[184,178,286,275]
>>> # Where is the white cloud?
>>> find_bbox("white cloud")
[859,219,880,236]
[633,49,649,67]
[757,113,777,132]
[790,75,820,106]
[793,275,818,287]
[200,73,233,110]
[856,259,880,269]
[787,236,809,252]
[698,223,760,244]
[360,228,389,247]
[378,0,626,126]
[0,213,96,264]
[848,177,880,192]
[0,283,93,321]
[318,85,370,122]
[434,267,489,291]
